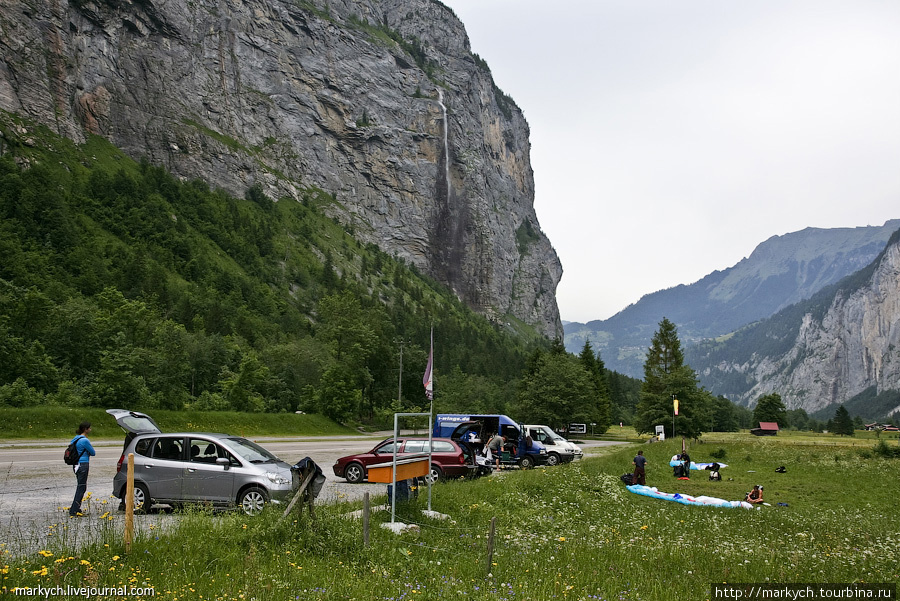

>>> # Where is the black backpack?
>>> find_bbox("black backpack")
[64,436,85,466]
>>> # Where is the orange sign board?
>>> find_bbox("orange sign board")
[366,454,430,483]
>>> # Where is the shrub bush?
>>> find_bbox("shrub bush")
[873,439,900,458]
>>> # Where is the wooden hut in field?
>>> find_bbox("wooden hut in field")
[750,422,779,436]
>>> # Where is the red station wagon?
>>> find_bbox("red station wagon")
[333,437,478,483]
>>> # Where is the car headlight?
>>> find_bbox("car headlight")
[539,449,546,454]
[266,472,289,485]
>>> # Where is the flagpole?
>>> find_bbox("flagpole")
[424,326,434,511]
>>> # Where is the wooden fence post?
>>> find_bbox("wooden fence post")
[485,516,496,577]
[363,492,370,547]
[306,462,316,523]
[281,467,316,520]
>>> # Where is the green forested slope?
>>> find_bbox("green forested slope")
[0,114,548,423]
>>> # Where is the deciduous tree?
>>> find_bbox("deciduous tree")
[516,350,598,430]
[753,393,787,427]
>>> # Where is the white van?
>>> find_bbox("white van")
[523,425,584,466]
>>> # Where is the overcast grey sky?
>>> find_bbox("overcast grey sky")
[441,0,900,323]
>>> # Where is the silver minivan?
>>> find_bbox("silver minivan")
[107,409,299,515]
[523,425,584,466]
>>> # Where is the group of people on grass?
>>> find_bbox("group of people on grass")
[631,449,765,504]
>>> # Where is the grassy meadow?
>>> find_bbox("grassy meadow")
[0,407,358,440]
[3,436,899,600]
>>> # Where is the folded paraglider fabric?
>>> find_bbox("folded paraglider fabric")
[669,455,729,471]
[627,484,753,509]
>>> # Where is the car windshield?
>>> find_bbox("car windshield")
[225,437,280,463]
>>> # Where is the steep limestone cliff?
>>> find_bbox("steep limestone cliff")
[697,232,900,413]
[0,0,562,337]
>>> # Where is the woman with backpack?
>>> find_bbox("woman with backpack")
[69,421,96,517]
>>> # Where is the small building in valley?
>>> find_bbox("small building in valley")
[750,422,780,436]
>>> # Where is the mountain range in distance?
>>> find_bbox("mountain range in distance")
[564,219,900,411]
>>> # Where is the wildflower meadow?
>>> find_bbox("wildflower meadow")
[2,438,898,600]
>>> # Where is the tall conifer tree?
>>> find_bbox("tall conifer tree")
[832,405,854,437]
[634,317,708,438]
[579,341,611,434]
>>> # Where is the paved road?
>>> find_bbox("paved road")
[0,435,393,525]
[0,434,624,556]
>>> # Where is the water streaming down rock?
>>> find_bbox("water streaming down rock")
[437,89,450,201]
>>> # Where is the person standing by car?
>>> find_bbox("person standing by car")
[69,421,96,517]
[486,434,505,470]
[632,450,648,485]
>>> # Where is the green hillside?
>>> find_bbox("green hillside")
[0,112,549,425]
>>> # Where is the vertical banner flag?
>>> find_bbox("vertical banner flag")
[423,327,434,400]
[673,397,679,416]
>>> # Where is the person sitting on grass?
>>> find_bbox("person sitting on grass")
[745,484,764,504]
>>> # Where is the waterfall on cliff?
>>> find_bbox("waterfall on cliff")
[437,89,450,199]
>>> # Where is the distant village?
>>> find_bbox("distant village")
[865,423,900,432]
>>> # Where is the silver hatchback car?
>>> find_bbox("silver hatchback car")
[108,409,299,515]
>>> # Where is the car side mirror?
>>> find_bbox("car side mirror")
[216,457,230,468]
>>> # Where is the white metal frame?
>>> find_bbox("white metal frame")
[390,412,433,524]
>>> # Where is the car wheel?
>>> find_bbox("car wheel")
[344,462,365,483]
[546,453,561,467]
[425,464,444,484]
[132,482,150,514]
[238,487,268,516]
[519,456,535,469]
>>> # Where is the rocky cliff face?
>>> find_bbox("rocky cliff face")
[701,233,900,413]
[0,0,562,337]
